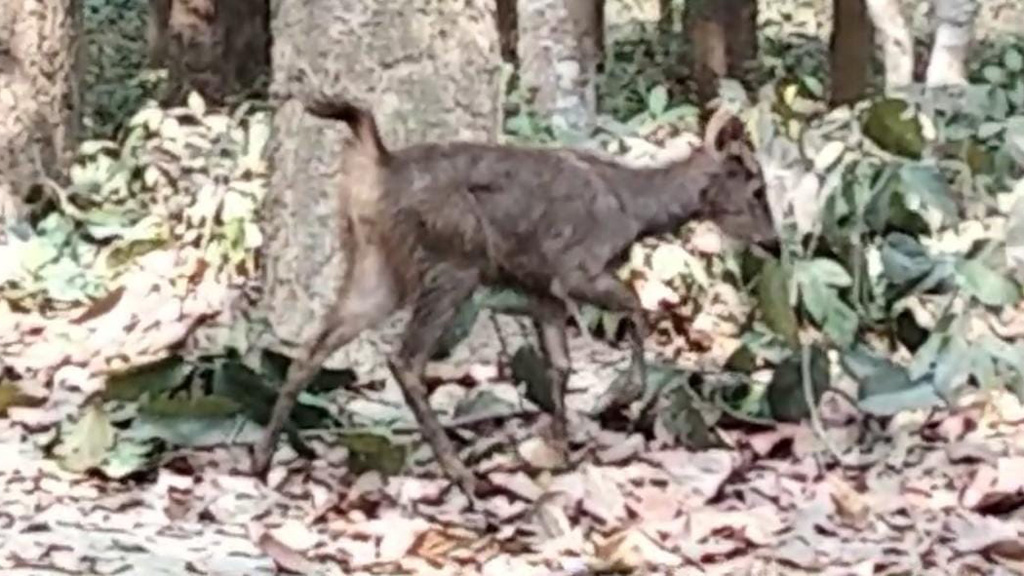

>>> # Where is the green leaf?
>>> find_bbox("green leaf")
[1005,48,1023,72]
[842,346,913,400]
[339,432,407,476]
[454,389,517,420]
[858,383,943,416]
[104,356,192,401]
[724,345,757,373]
[511,345,553,413]
[978,121,1005,140]
[505,114,534,138]
[213,359,329,430]
[861,98,924,159]
[1006,195,1024,251]
[600,311,625,339]
[51,402,116,473]
[766,346,830,423]
[800,75,824,99]
[880,233,934,287]
[898,163,958,223]
[798,272,833,325]
[822,299,858,348]
[954,258,1022,307]
[931,333,972,396]
[259,349,292,383]
[475,287,533,315]
[797,258,853,288]
[757,259,800,349]
[983,65,1007,85]
[647,85,669,117]
[99,438,158,480]
[308,367,357,394]
[140,395,242,419]
[909,325,951,381]
[979,333,1024,375]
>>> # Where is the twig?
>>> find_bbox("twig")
[801,343,858,468]
[332,407,539,437]
[487,309,512,366]
[714,393,779,428]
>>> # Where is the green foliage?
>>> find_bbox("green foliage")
[745,50,1024,419]
[492,30,1024,429]
[82,0,166,139]
[0,95,271,309]
[49,346,356,478]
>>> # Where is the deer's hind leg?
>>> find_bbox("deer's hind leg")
[528,295,572,456]
[252,245,400,479]
[387,261,480,497]
[560,271,648,411]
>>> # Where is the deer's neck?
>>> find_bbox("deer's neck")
[609,152,718,236]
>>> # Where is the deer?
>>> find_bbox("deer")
[252,96,777,499]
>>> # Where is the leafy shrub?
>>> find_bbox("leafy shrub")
[0,94,271,309]
[82,0,166,139]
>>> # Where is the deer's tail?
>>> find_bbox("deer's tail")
[302,97,389,163]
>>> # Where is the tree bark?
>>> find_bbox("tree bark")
[658,0,673,37]
[497,0,518,64]
[686,0,758,106]
[517,0,604,133]
[259,0,502,364]
[925,0,977,87]
[159,0,270,105]
[864,0,913,94]
[0,0,82,224]
[830,0,873,105]
[147,0,171,67]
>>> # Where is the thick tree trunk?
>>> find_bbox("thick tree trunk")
[259,0,502,364]
[157,0,270,105]
[517,0,604,134]
[925,0,977,87]
[658,0,673,37]
[830,0,874,105]
[497,0,518,64]
[147,0,171,67]
[864,0,913,94]
[0,0,82,225]
[686,0,758,106]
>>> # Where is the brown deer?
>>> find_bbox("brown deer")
[252,98,777,498]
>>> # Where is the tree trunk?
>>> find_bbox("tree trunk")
[864,0,913,95]
[0,0,82,225]
[147,0,171,67]
[497,0,518,64]
[686,0,758,106]
[925,0,977,87]
[159,0,270,106]
[830,0,873,105]
[517,0,604,134]
[658,0,674,37]
[259,0,502,365]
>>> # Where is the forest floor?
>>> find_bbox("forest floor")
[3,244,1024,576]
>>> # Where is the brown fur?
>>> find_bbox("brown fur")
[252,98,777,498]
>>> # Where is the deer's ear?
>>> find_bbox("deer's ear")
[715,117,747,149]
[703,108,749,153]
